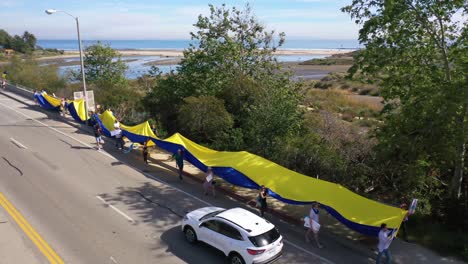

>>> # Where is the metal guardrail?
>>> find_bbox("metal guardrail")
[4,81,35,99]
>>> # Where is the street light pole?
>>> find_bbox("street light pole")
[45,9,88,124]
[75,17,88,124]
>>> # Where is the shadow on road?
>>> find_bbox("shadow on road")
[159,226,227,264]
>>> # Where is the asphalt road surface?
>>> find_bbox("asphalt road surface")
[0,91,364,264]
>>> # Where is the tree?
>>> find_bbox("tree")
[177,3,286,96]
[9,35,27,53]
[342,1,467,210]
[0,29,12,48]
[177,96,234,143]
[78,42,141,121]
[22,31,36,52]
[144,4,302,155]
[81,42,128,87]
[0,30,37,53]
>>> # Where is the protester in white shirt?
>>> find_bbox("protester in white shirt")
[305,202,323,248]
[115,129,124,149]
[376,223,393,264]
[113,119,122,149]
[203,167,216,197]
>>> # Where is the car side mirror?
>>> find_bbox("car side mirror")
[199,222,205,228]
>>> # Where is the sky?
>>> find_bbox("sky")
[0,0,360,40]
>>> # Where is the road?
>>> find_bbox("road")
[0,91,354,264]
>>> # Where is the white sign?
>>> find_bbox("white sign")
[74,90,95,112]
[409,199,418,214]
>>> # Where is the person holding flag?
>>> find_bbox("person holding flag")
[376,223,396,264]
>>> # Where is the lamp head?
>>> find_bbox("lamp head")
[45,9,57,15]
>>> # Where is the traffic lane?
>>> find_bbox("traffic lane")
[100,181,332,264]
[0,92,336,263]
[0,103,158,263]
[0,133,111,264]
[0,99,225,264]
[0,160,44,264]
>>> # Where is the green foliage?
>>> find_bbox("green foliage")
[343,0,467,229]
[144,4,301,156]
[177,96,234,144]
[406,214,468,261]
[0,29,36,54]
[81,42,128,87]
[3,56,65,93]
[34,48,65,57]
[176,3,286,97]
[301,57,353,66]
[78,42,143,122]
[0,29,11,47]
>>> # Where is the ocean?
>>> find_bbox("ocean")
[37,39,360,51]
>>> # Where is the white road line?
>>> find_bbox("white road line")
[284,240,335,264]
[96,196,135,224]
[0,102,116,160]
[9,137,28,149]
[0,101,335,264]
[109,256,118,264]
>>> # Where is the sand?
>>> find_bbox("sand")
[36,48,355,61]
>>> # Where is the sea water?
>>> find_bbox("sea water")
[37,39,359,51]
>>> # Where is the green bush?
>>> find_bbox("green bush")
[358,87,374,95]
[3,56,66,93]
[177,96,234,144]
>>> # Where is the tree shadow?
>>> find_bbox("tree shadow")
[159,226,227,264]
[58,139,92,150]
[97,182,203,228]
[111,161,124,166]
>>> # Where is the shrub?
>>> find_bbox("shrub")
[177,96,234,144]
[3,56,66,93]
[341,112,354,122]
[358,87,374,95]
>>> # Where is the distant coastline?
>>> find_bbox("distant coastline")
[35,48,355,62]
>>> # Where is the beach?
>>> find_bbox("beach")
[37,48,354,61]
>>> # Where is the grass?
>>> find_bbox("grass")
[33,48,65,57]
[300,57,354,65]
[300,51,357,66]
[406,215,468,262]
[304,89,381,122]
[312,72,381,97]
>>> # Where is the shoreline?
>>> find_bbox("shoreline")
[36,48,355,61]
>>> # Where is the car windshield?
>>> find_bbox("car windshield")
[248,227,281,247]
[199,210,225,221]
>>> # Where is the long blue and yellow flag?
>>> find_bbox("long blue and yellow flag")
[37,94,406,236]
[35,92,88,123]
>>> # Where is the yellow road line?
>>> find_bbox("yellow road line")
[0,192,64,264]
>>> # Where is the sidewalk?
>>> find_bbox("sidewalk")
[0,203,43,264]
[2,88,466,264]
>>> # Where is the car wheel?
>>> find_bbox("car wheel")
[184,226,197,244]
[229,253,245,264]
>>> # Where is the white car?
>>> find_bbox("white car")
[182,207,283,264]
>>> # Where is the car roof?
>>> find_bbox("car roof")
[215,207,274,236]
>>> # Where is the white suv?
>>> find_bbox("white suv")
[182,207,283,264]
